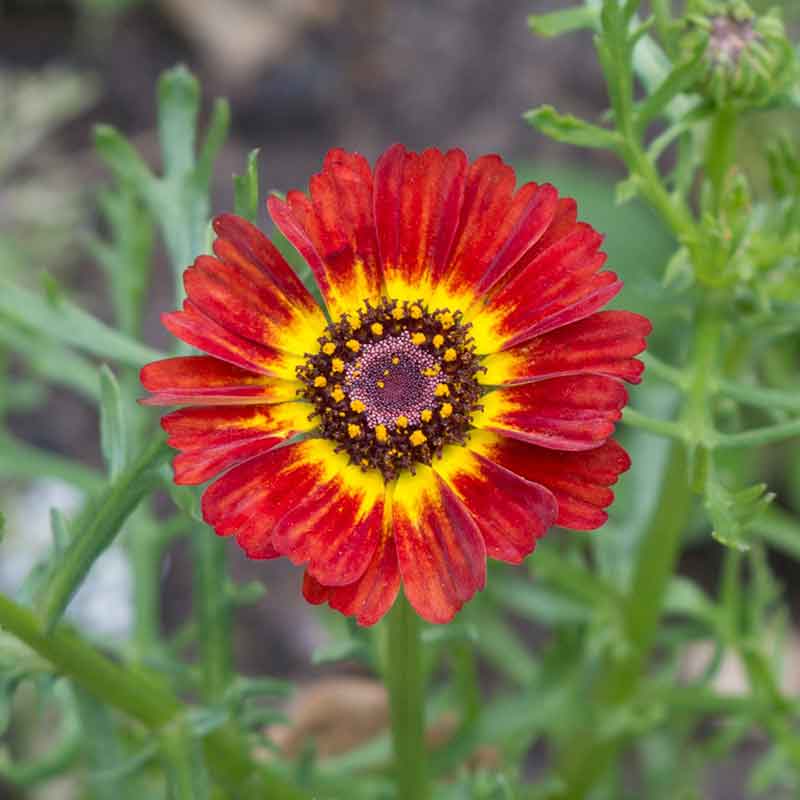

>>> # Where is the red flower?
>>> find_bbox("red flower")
[141,145,650,625]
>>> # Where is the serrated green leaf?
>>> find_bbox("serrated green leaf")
[527,6,598,38]
[99,365,128,479]
[524,105,621,150]
[234,149,261,224]
[706,476,775,551]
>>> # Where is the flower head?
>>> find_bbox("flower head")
[141,145,651,625]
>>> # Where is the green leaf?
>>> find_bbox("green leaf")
[0,278,164,367]
[528,6,598,38]
[35,435,171,630]
[99,365,128,479]
[706,476,775,551]
[0,512,5,544]
[489,579,591,625]
[634,48,705,131]
[234,149,261,224]
[87,183,154,338]
[157,66,200,178]
[311,638,370,666]
[525,105,621,150]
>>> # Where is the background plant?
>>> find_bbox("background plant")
[0,1,799,798]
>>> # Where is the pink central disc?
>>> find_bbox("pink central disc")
[344,331,440,427]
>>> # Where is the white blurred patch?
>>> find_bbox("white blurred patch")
[1,478,133,640]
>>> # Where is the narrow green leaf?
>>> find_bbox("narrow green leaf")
[528,6,598,38]
[635,49,706,131]
[524,105,621,150]
[50,509,72,554]
[706,475,775,551]
[196,98,231,190]
[99,365,128,479]
[0,279,164,367]
[36,435,172,630]
[234,149,261,224]
[93,124,155,201]
[157,66,200,178]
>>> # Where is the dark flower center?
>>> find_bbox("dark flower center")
[297,297,484,480]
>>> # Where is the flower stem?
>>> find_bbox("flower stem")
[386,593,430,800]
[36,434,172,631]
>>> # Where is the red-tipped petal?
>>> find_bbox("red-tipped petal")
[183,252,323,356]
[374,145,468,301]
[272,451,384,586]
[140,356,299,406]
[268,149,383,319]
[482,311,652,386]
[469,225,621,354]
[393,468,486,624]
[201,439,327,559]
[434,445,557,563]
[302,522,401,626]
[212,213,317,311]
[162,300,300,380]
[474,375,628,451]
[470,431,632,530]
[161,402,314,485]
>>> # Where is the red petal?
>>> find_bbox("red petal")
[302,525,401,626]
[183,252,322,356]
[140,356,298,406]
[471,431,632,530]
[162,300,300,379]
[272,460,384,586]
[267,149,383,319]
[434,446,557,563]
[482,311,652,386]
[374,145,468,299]
[162,402,314,485]
[475,375,628,451]
[393,468,486,624]
[212,213,318,313]
[470,224,621,353]
[441,156,559,297]
[201,439,327,559]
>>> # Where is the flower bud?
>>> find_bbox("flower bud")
[683,1,797,109]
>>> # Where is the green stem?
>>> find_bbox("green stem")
[0,592,307,799]
[552,440,692,798]
[641,352,689,388]
[718,379,800,413]
[36,435,172,630]
[716,419,800,448]
[705,106,737,214]
[386,593,430,800]
[622,406,686,440]
[193,531,233,702]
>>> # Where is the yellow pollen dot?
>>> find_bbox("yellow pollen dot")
[439,312,455,329]
[434,383,450,397]
[331,387,345,402]
[370,322,384,336]
[353,370,362,378]
[313,375,327,388]
[432,334,445,348]
[409,430,427,447]
[383,369,390,376]
[346,339,361,352]
[420,409,433,422]
[440,402,453,418]
[391,356,400,365]
[411,332,426,346]
[423,364,441,377]
[322,342,336,355]
[443,348,457,362]
[350,399,366,413]
[331,358,345,373]
[350,317,362,330]
[376,380,385,389]
[410,305,423,319]
[395,415,409,428]
[375,424,388,443]
[391,306,405,320]
[348,424,362,439]
[361,458,369,466]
